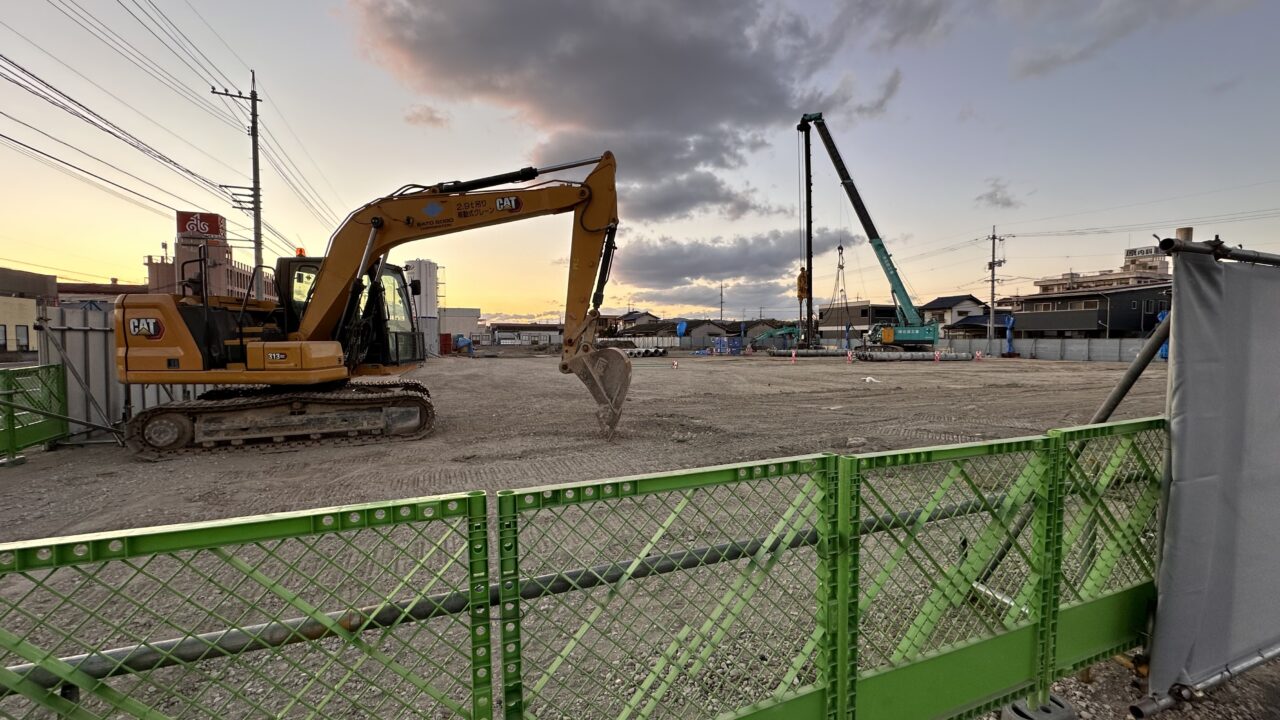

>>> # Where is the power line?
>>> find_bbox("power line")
[45,0,240,129]
[0,131,177,213]
[179,0,349,211]
[0,19,248,182]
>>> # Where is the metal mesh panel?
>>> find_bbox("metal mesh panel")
[1,365,67,453]
[1056,423,1165,606]
[855,440,1048,672]
[0,493,492,719]
[501,458,826,720]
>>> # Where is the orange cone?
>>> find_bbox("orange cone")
[791,349,797,364]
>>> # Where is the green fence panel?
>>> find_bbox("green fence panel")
[0,417,1168,720]
[1050,418,1165,675]
[851,436,1052,719]
[1,365,69,458]
[498,456,829,720]
[0,492,494,719]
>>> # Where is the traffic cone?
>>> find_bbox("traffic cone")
[790,349,797,364]
[672,360,679,369]
[975,350,983,361]
[934,351,941,362]
[846,350,853,364]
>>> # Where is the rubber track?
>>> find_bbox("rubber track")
[125,381,434,461]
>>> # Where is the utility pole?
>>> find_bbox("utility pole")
[987,225,1006,356]
[213,72,263,299]
[719,282,725,321]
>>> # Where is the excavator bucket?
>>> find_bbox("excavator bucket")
[568,347,632,433]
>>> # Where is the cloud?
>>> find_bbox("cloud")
[350,0,907,220]
[403,104,450,127]
[485,310,562,324]
[616,227,860,289]
[850,68,903,119]
[974,177,1022,209]
[623,171,787,223]
[1206,76,1242,96]
[1012,0,1209,77]
[632,278,798,316]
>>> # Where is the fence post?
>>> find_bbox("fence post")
[468,491,496,720]
[497,490,525,719]
[0,371,18,466]
[1033,434,1067,704]
[53,365,69,439]
[819,454,856,719]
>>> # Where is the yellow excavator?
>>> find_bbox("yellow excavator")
[115,153,631,457]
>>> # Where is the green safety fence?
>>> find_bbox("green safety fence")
[1,365,68,461]
[0,417,1165,719]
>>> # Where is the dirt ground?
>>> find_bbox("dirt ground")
[1,353,1276,718]
[1,354,1167,541]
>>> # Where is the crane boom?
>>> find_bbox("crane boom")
[799,113,923,328]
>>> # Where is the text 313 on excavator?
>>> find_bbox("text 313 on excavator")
[114,153,631,458]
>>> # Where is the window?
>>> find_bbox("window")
[1158,300,1169,312]
[0,324,6,350]
[1143,299,1155,314]
[957,310,970,318]
[1083,300,1099,310]
[1131,300,1138,310]
[1068,301,1084,310]
[15,325,29,352]
[1034,302,1051,312]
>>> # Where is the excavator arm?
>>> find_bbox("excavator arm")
[295,152,631,430]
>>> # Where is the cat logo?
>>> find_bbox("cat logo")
[495,196,522,212]
[128,317,164,340]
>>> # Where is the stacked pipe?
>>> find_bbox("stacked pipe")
[856,351,974,361]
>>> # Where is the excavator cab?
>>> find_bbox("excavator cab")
[276,255,426,371]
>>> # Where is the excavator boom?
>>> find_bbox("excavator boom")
[293,152,629,431]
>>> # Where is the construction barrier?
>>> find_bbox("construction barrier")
[0,365,68,462]
[0,417,1165,718]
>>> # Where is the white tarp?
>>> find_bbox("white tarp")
[1148,252,1280,699]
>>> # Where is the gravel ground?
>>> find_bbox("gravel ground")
[1,353,1276,718]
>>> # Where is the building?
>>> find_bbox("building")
[919,295,988,336]
[817,300,898,341]
[0,268,56,361]
[489,322,563,345]
[1010,284,1170,339]
[1009,248,1173,339]
[628,319,727,342]
[403,259,441,356]
[618,310,658,330]
[945,312,1014,339]
[440,307,483,341]
[1032,247,1170,294]
[57,281,150,310]
[145,239,277,301]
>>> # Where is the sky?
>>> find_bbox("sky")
[1,0,1277,323]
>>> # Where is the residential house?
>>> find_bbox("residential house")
[1010,284,1169,339]
[0,267,56,361]
[944,312,1015,339]
[1009,249,1173,339]
[628,319,727,343]
[618,310,659,330]
[919,295,987,336]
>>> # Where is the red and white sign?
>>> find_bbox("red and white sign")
[176,211,226,241]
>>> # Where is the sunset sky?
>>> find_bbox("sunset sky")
[2,1,1277,322]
